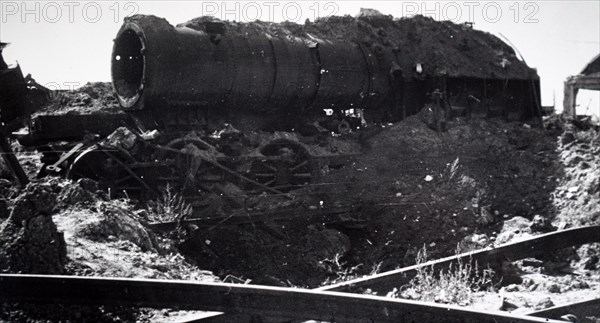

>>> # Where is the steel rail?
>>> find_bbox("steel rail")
[528,297,600,321]
[192,225,600,322]
[317,225,600,293]
[0,274,564,323]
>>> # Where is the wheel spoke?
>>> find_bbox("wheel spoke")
[114,174,134,185]
[289,160,309,172]
[261,162,278,172]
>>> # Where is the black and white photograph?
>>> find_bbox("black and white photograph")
[0,0,599,321]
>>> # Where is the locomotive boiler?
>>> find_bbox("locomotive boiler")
[111,15,399,126]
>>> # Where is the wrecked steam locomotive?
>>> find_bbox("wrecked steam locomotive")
[4,13,541,196]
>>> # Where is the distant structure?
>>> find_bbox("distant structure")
[563,54,600,117]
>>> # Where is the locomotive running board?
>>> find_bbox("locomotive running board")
[0,274,563,323]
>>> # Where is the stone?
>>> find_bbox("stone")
[545,282,561,293]
[583,255,599,270]
[503,284,520,292]
[521,258,544,267]
[530,214,555,233]
[77,178,100,192]
[59,181,95,205]
[569,280,589,290]
[533,297,555,310]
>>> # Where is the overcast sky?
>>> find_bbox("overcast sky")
[1,1,599,114]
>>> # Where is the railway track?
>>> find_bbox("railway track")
[0,274,566,323]
[1,225,599,322]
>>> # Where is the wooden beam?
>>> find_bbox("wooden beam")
[563,81,578,117]
[0,274,563,323]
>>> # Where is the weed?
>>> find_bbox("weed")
[147,184,192,222]
[447,156,460,181]
[394,245,493,306]
[318,253,363,286]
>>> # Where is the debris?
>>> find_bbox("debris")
[141,129,160,141]
[104,127,138,150]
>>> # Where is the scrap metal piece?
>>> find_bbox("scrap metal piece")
[45,142,85,174]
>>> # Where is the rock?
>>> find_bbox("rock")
[499,260,523,285]
[530,214,555,233]
[503,284,520,292]
[478,205,495,225]
[582,255,598,269]
[459,175,477,189]
[459,233,489,251]
[495,216,532,244]
[533,297,555,310]
[499,296,519,311]
[0,184,66,274]
[77,178,100,192]
[104,127,138,150]
[545,282,561,293]
[59,181,95,205]
[521,258,544,267]
[9,183,56,224]
[569,280,589,290]
[561,132,576,145]
[521,277,535,288]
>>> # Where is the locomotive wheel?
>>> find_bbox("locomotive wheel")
[158,137,222,186]
[66,146,140,193]
[250,139,314,189]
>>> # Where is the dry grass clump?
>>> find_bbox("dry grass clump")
[391,246,493,306]
[147,184,192,222]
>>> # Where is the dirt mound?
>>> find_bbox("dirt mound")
[180,12,535,81]
[36,82,122,115]
[60,201,158,253]
[0,183,67,274]
[315,114,558,272]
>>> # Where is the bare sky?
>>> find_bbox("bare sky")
[1,1,599,114]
